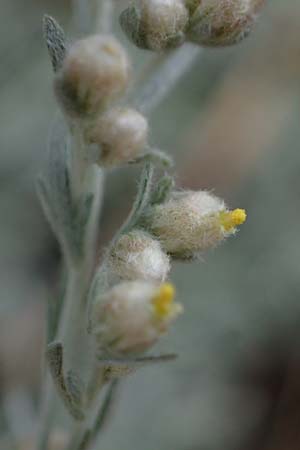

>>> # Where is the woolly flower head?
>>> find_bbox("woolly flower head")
[185,0,265,47]
[86,107,148,167]
[120,0,189,51]
[107,230,170,283]
[145,190,246,259]
[54,35,130,119]
[90,281,182,356]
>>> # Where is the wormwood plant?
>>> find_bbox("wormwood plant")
[35,1,265,449]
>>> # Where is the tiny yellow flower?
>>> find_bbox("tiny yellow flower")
[219,208,247,232]
[152,283,175,318]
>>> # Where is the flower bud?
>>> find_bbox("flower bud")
[144,190,246,258]
[54,35,130,119]
[86,107,148,167]
[185,0,265,47]
[107,230,170,282]
[120,0,189,51]
[90,281,182,356]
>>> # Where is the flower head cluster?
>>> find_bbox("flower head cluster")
[90,187,246,355]
[120,0,265,51]
[55,34,149,167]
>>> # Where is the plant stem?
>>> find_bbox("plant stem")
[134,44,201,115]
[95,0,114,33]
[73,0,114,35]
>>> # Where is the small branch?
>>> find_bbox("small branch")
[134,44,201,115]
[92,380,119,436]
[74,380,120,450]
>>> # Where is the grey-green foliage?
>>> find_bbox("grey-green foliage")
[43,15,66,72]
[37,120,94,264]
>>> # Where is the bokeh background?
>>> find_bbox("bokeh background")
[1,1,300,449]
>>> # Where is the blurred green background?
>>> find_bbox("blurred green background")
[1,1,300,449]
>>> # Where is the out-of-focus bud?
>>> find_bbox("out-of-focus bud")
[144,190,246,258]
[107,230,170,282]
[90,281,182,356]
[120,0,189,51]
[54,35,130,119]
[86,107,148,167]
[185,0,265,47]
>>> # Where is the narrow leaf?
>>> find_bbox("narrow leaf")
[47,342,85,421]
[43,15,66,72]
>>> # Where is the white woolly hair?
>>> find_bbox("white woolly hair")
[91,281,175,355]
[139,0,189,50]
[54,35,130,119]
[87,107,148,168]
[147,190,228,258]
[107,230,170,282]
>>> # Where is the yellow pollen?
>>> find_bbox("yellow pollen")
[219,208,247,232]
[152,283,175,319]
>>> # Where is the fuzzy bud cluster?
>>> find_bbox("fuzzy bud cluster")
[90,281,182,356]
[120,0,189,51]
[54,35,130,119]
[54,33,150,167]
[92,230,173,355]
[143,190,246,259]
[120,0,265,51]
[107,230,170,282]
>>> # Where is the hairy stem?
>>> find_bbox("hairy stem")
[134,44,201,114]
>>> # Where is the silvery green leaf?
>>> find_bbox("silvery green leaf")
[150,174,175,205]
[130,148,174,170]
[43,15,67,72]
[38,119,95,264]
[116,162,154,237]
[39,120,78,262]
[66,370,85,407]
[47,342,85,421]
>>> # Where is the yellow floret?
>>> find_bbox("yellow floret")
[152,283,175,318]
[219,208,247,232]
